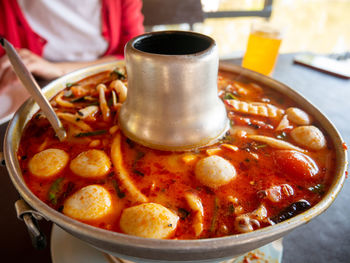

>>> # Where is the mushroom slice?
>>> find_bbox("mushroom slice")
[275,114,292,131]
[247,134,305,152]
[185,193,204,237]
[110,80,127,103]
[234,214,260,233]
[97,83,111,122]
[234,205,268,233]
[57,112,92,131]
[77,105,99,119]
[55,91,75,108]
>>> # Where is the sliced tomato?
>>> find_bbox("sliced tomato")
[273,150,319,179]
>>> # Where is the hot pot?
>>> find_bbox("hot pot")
[4,60,347,262]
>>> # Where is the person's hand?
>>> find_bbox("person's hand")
[0,49,63,92]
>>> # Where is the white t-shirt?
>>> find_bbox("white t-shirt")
[17,0,108,62]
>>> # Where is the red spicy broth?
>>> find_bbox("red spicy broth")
[18,67,336,239]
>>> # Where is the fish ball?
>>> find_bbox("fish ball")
[70,150,111,178]
[195,155,236,188]
[290,126,326,150]
[120,203,179,239]
[286,107,311,125]
[28,148,69,178]
[63,185,113,221]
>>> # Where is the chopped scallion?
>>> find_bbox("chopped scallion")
[178,208,190,220]
[70,96,87,103]
[66,82,78,88]
[111,69,126,80]
[223,93,238,100]
[308,184,325,195]
[210,197,219,232]
[133,169,144,177]
[48,178,64,205]
[74,130,107,137]
[107,97,114,107]
[112,179,126,199]
[276,131,287,140]
[228,204,235,214]
[88,101,99,106]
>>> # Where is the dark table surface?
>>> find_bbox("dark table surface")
[1,53,349,262]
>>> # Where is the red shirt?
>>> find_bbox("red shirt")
[0,0,144,59]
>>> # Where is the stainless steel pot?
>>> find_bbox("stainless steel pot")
[4,61,347,263]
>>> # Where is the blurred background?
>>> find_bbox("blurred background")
[143,0,350,58]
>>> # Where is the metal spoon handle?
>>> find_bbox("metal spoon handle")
[0,38,66,141]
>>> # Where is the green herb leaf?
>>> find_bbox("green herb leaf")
[210,197,219,232]
[228,204,235,214]
[63,90,74,98]
[88,101,100,106]
[48,178,64,205]
[66,82,78,88]
[256,144,267,149]
[126,138,135,148]
[112,179,126,199]
[135,151,145,161]
[70,96,87,103]
[133,169,144,177]
[74,130,107,138]
[111,69,126,80]
[219,134,234,144]
[308,184,325,195]
[178,208,190,220]
[107,97,114,107]
[223,93,238,100]
[276,131,287,140]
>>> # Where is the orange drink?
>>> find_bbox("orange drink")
[242,23,282,76]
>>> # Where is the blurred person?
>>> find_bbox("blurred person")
[0,0,144,92]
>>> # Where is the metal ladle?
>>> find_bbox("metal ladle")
[0,38,66,141]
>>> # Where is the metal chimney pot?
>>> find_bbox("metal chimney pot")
[119,31,229,151]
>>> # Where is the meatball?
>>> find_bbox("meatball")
[63,185,113,221]
[28,148,69,178]
[70,149,111,178]
[195,155,236,188]
[120,203,179,239]
[290,126,326,150]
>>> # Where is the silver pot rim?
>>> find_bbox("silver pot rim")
[126,30,217,59]
[4,61,347,261]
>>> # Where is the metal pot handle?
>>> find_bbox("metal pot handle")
[15,199,48,249]
[1,152,48,249]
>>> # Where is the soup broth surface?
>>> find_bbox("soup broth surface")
[18,66,335,239]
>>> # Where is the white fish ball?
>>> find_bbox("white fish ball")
[120,203,179,239]
[28,148,69,178]
[195,155,236,188]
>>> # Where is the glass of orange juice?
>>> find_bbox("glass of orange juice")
[242,22,282,76]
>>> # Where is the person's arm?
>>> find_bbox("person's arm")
[113,0,144,56]
[0,49,117,91]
